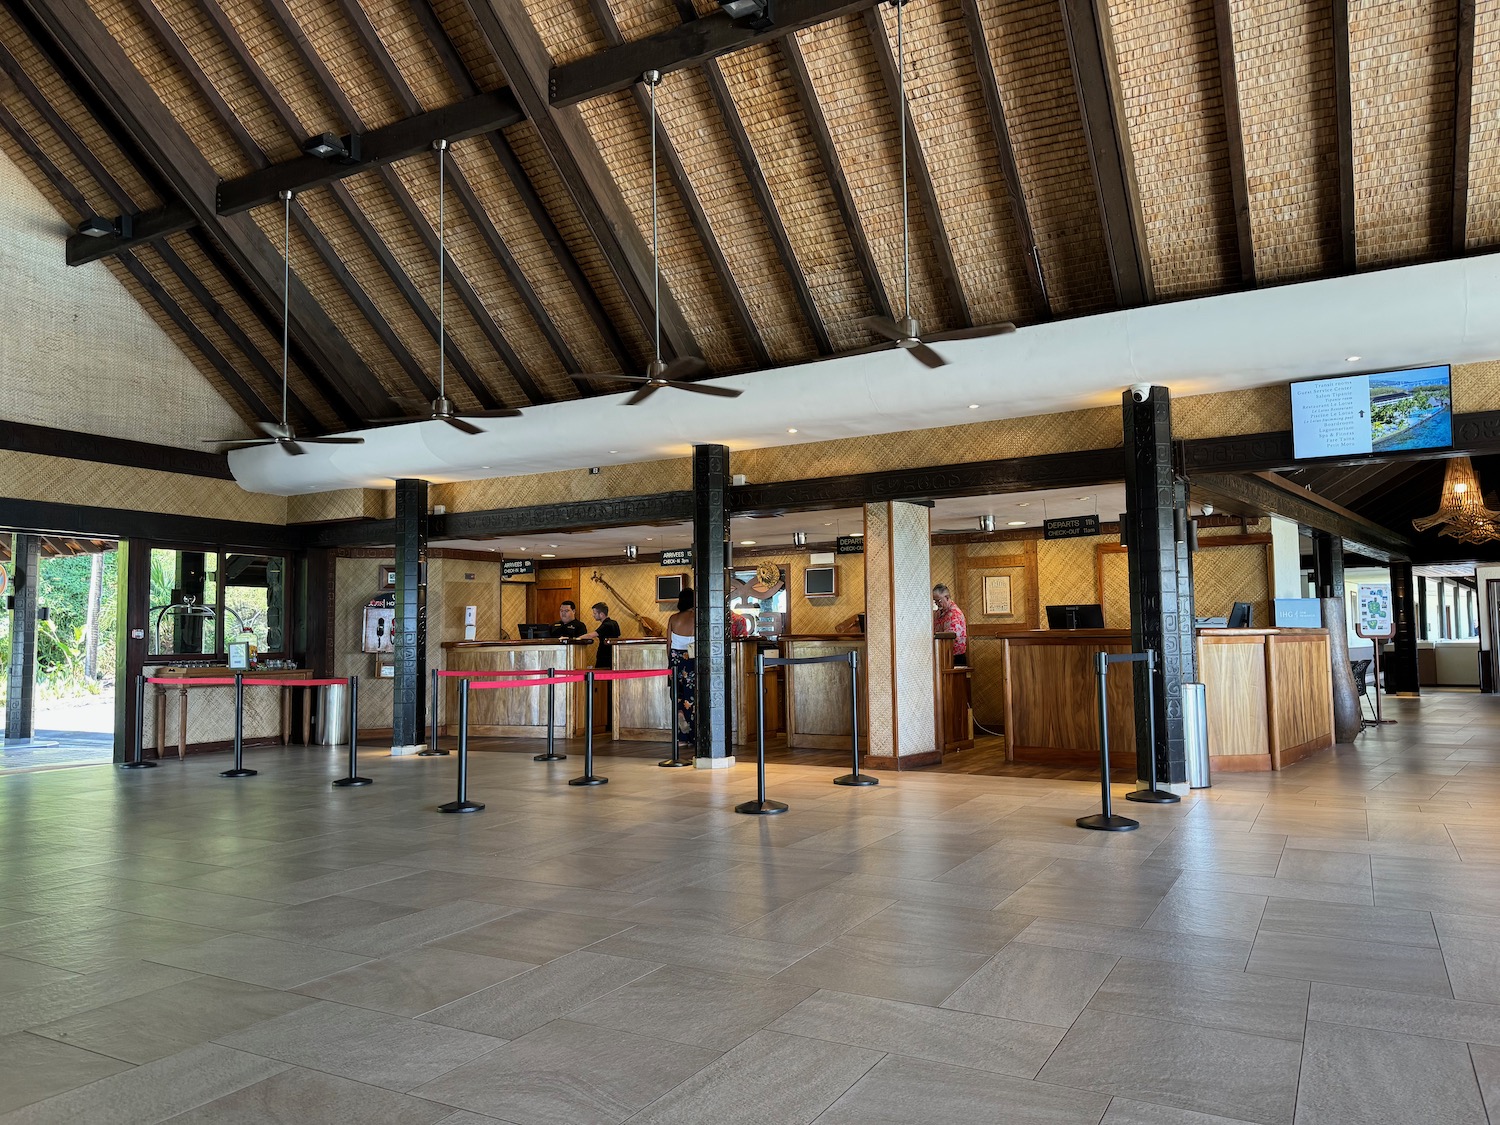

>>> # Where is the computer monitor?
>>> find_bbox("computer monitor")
[1045,604,1105,630]
[1227,602,1253,629]
[518,623,552,640]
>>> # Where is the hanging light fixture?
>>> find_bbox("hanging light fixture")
[977,514,995,533]
[1413,457,1500,544]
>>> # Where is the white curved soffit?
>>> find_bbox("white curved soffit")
[231,254,1500,495]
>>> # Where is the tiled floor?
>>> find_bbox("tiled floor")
[1,691,1499,1122]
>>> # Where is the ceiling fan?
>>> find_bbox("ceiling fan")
[859,0,1015,369]
[572,70,742,407]
[366,140,523,433]
[207,190,365,457]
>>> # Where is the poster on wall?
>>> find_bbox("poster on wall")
[983,575,1013,615]
[1355,583,1394,638]
[362,592,396,654]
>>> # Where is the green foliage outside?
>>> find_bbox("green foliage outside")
[0,551,116,706]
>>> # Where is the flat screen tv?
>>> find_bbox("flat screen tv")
[1045,604,1105,630]
[804,565,838,597]
[1291,365,1452,458]
[656,573,687,603]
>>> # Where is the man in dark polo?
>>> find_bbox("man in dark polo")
[578,602,622,669]
[550,600,588,640]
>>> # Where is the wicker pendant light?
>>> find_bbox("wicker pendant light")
[1412,456,1500,544]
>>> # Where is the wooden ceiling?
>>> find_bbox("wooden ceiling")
[0,0,1488,434]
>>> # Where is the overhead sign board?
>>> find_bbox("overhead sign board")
[502,558,535,578]
[1043,515,1101,540]
[835,535,865,555]
[660,548,692,568]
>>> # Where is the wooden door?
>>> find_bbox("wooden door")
[534,584,574,625]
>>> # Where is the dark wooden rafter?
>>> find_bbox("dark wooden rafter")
[405,0,635,376]
[1330,0,1357,271]
[955,0,1050,316]
[1452,0,1476,253]
[779,35,890,320]
[861,6,972,327]
[1208,0,1255,287]
[1057,0,1153,306]
[0,97,278,427]
[459,0,701,363]
[258,0,545,405]
[1193,471,1410,559]
[582,0,770,365]
[15,0,393,421]
[549,0,880,106]
[672,0,831,354]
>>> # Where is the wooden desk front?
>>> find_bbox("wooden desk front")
[442,641,591,739]
[149,667,314,759]
[1000,630,1136,765]
[934,634,973,754]
[1198,628,1334,770]
[784,636,867,750]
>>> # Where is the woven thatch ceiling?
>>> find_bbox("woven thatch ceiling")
[0,0,1486,435]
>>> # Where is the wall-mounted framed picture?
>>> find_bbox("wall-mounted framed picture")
[983,575,1013,616]
[380,564,397,589]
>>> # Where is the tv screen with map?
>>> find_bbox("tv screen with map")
[1291,366,1452,458]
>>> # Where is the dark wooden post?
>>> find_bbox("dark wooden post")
[5,534,40,742]
[1386,561,1420,695]
[692,444,732,764]
[111,539,150,762]
[392,478,429,750]
[1313,530,1361,743]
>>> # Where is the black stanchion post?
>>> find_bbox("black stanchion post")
[334,676,371,787]
[1127,650,1180,804]
[737,650,787,815]
[439,680,484,812]
[220,672,257,778]
[535,666,566,761]
[834,650,877,787]
[419,668,449,755]
[570,671,607,786]
[120,673,157,769]
[1077,653,1136,831]
[660,657,690,767]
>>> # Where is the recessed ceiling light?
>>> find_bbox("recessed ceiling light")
[549,544,558,548]
[740,539,757,545]
[480,465,491,469]
[824,522,833,526]
[787,428,798,434]
[541,553,556,558]
[608,450,618,454]
[968,404,979,410]
[1017,502,1030,508]
[1346,356,1361,362]
[519,546,528,551]
[1008,520,1026,526]
[645,537,654,541]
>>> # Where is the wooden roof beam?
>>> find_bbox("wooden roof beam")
[1452,0,1476,253]
[17,0,393,420]
[549,0,880,107]
[1057,0,1153,306]
[1209,0,1255,287]
[460,0,701,364]
[1331,0,1356,271]
[1193,471,1410,560]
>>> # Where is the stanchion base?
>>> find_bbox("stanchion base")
[568,775,609,786]
[658,758,692,768]
[736,799,788,815]
[438,799,485,813]
[534,753,568,761]
[834,773,879,787]
[119,761,157,770]
[417,749,450,757]
[333,777,372,787]
[1076,813,1138,832]
[219,768,258,778]
[1125,789,1181,804]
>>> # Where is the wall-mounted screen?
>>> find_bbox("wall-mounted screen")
[656,573,687,603]
[1291,365,1452,458]
[804,566,838,598]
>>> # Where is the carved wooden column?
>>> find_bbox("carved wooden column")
[391,478,429,752]
[692,444,732,766]
[1314,530,1362,743]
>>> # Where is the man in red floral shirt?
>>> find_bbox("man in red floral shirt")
[932,584,968,666]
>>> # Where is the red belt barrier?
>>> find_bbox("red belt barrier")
[591,669,672,681]
[464,674,590,690]
[436,668,553,677]
[145,676,350,688]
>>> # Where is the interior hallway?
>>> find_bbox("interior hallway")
[0,692,1497,1122]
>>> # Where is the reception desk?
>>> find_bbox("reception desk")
[934,634,973,754]
[1198,628,1334,770]
[784,635,868,750]
[442,640,592,739]
[999,630,1136,765]
[611,638,782,746]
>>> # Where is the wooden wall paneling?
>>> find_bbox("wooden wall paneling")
[957,540,1040,634]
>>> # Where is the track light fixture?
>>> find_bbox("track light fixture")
[625,544,639,560]
[978,515,995,532]
[720,0,773,30]
[76,214,132,239]
[792,531,807,548]
[302,132,361,163]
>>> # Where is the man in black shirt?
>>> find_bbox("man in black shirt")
[550,600,588,641]
[579,602,622,668]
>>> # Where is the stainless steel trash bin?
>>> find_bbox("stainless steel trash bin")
[316,684,349,746]
[1183,681,1211,788]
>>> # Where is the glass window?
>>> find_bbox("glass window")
[224,554,286,654]
[149,549,218,656]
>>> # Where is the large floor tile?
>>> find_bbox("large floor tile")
[1016,919,1253,970]
[1144,887,1267,942]
[1100,1100,1264,1124]
[567,966,813,1050]
[1294,1020,1486,1125]
[0,960,196,1037]
[1308,981,1500,1046]
[1246,930,1451,996]
[587,924,809,978]
[772,936,988,1005]
[941,942,1117,1028]
[1036,1008,1301,1124]
[840,900,1033,954]
[295,947,534,1017]
[1087,959,1309,1041]
[412,1018,717,1125]
[432,909,631,964]
[1257,898,1438,947]
[161,1066,452,1124]
[732,891,893,947]
[1373,855,1500,917]
[0,1031,133,1114]
[144,933,370,989]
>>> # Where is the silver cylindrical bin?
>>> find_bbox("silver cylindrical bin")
[1183,681,1211,789]
[316,684,349,746]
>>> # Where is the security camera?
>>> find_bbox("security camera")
[1129,383,1153,403]
[1201,504,1214,517]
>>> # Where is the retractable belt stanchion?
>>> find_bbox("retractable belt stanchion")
[333,675,371,787]
[1125,650,1179,805]
[120,673,157,769]
[220,672,257,778]
[833,650,877,787]
[569,671,608,786]
[535,666,566,761]
[1077,652,1138,831]
[420,667,449,756]
[659,654,689,767]
[439,679,484,813]
[737,649,787,815]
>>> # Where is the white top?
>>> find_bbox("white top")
[670,632,693,651]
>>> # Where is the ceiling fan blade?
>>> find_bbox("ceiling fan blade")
[280,440,308,456]
[255,420,291,439]
[860,316,903,343]
[364,413,424,425]
[669,381,742,399]
[940,322,1017,341]
[206,438,276,451]
[625,383,663,406]
[909,343,948,369]
[573,371,649,384]
[662,356,707,381]
[467,407,524,418]
[303,436,366,446]
[444,416,485,435]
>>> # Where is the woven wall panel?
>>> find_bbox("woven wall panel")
[874,0,1033,326]
[1194,540,1270,625]
[435,457,691,514]
[976,0,1115,316]
[577,89,751,371]
[1454,359,1500,413]
[1174,385,1290,436]
[1466,0,1500,247]
[1039,534,1115,608]
[891,501,937,754]
[1228,0,1340,281]
[654,65,818,362]
[1107,0,1238,297]
[1348,0,1457,267]
[0,449,287,523]
[1099,546,1131,627]
[336,555,391,719]
[796,16,957,335]
[360,0,462,109]
[862,503,895,756]
[288,489,386,523]
[717,43,873,353]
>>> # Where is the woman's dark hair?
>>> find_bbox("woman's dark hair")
[677,587,695,612]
